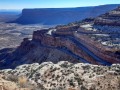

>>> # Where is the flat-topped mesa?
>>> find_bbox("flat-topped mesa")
[12,4,120,25]
[94,6,120,26]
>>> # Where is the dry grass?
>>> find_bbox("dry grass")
[68,88,76,90]
[18,76,27,88]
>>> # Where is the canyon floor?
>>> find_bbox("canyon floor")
[0,22,53,49]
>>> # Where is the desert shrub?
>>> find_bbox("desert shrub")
[68,79,75,87]
[7,74,18,82]
[68,88,76,90]
[60,62,69,68]
[36,83,46,90]
[118,77,120,89]
[56,75,60,80]
[51,87,65,90]
[81,85,88,90]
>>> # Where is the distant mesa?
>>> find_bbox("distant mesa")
[12,4,120,25]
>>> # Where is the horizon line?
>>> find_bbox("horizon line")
[0,4,120,10]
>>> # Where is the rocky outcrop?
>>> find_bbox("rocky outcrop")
[13,4,120,25]
[0,61,120,90]
[0,75,19,90]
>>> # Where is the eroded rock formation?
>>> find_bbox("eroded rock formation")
[31,24,120,66]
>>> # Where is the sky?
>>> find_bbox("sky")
[0,0,120,9]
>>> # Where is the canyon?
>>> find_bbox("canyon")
[0,6,120,69]
[0,5,120,90]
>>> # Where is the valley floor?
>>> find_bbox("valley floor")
[0,22,53,49]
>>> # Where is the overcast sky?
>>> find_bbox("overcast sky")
[0,0,120,9]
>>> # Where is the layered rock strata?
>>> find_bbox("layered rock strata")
[95,7,120,26]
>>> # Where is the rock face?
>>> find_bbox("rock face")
[31,25,120,65]
[0,61,120,90]
[0,37,78,69]
[94,6,120,26]
[13,4,120,25]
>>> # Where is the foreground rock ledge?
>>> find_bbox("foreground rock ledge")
[0,61,120,90]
